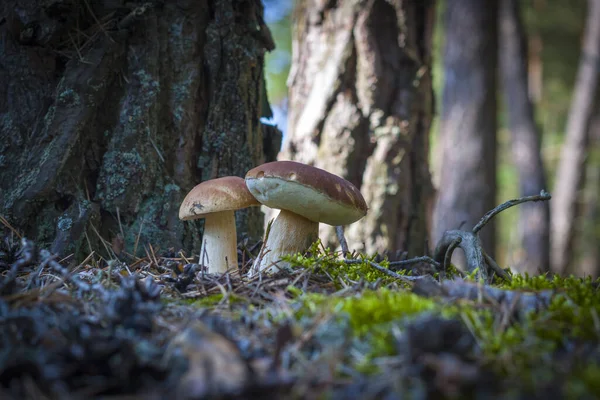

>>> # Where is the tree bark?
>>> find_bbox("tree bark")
[0,1,281,260]
[551,0,600,274]
[280,0,436,258]
[499,0,550,274]
[432,0,499,262]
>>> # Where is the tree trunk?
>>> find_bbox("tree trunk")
[575,102,600,278]
[432,0,499,262]
[551,0,600,275]
[499,0,550,274]
[280,0,436,258]
[0,1,280,260]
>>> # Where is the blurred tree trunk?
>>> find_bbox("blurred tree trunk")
[0,1,280,260]
[499,0,550,274]
[527,0,544,104]
[279,0,436,258]
[551,0,600,275]
[432,0,499,262]
[578,106,600,278]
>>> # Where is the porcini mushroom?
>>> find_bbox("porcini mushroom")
[179,176,260,274]
[245,161,367,275]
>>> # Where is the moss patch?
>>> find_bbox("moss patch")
[270,246,600,396]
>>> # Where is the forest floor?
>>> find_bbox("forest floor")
[1,227,599,400]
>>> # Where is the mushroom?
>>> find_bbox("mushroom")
[245,161,368,275]
[179,176,260,274]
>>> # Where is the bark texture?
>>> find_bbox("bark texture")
[432,0,499,262]
[0,0,281,260]
[551,0,600,274]
[499,0,550,274]
[280,0,435,258]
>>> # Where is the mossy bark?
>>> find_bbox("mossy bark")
[280,0,436,258]
[0,1,281,260]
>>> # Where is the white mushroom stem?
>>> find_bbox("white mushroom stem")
[250,209,319,275]
[199,210,238,274]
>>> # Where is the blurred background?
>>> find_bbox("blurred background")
[261,0,600,277]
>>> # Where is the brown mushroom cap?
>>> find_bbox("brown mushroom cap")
[245,161,368,226]
[179,176,261,220]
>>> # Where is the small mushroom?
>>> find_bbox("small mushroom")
[179,176,260,274]
[245,161,368,274]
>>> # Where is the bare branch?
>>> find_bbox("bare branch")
[343,259,426,284]
[483,251,511,282]
[388,256,440,269]
[472,190,551,234]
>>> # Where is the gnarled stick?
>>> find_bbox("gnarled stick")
[433,230,511,282]
[435,190,551,282]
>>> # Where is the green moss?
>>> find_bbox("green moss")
[282,241,414,288]
[446,274,600,395]
[287,285,440,363]
[278,248,600,394]
[335,289,437,335]
[182,293,246,308]
[496,273,600,341]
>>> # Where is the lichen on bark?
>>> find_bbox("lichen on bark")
[0,0,280,260]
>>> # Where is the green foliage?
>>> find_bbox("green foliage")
[264,5,292,105]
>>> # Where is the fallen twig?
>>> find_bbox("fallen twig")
[434,191,551,282]
[343,259,431,284]
[388,256,440,269]
[472,190,551,234]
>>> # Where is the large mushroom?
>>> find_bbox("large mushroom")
[179,176,260,274]
[245,161,368,274]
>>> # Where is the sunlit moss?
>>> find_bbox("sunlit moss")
[277,247,600,395]
[286,283,441,363]
[334,289,438,336]
[282,241,414,288]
